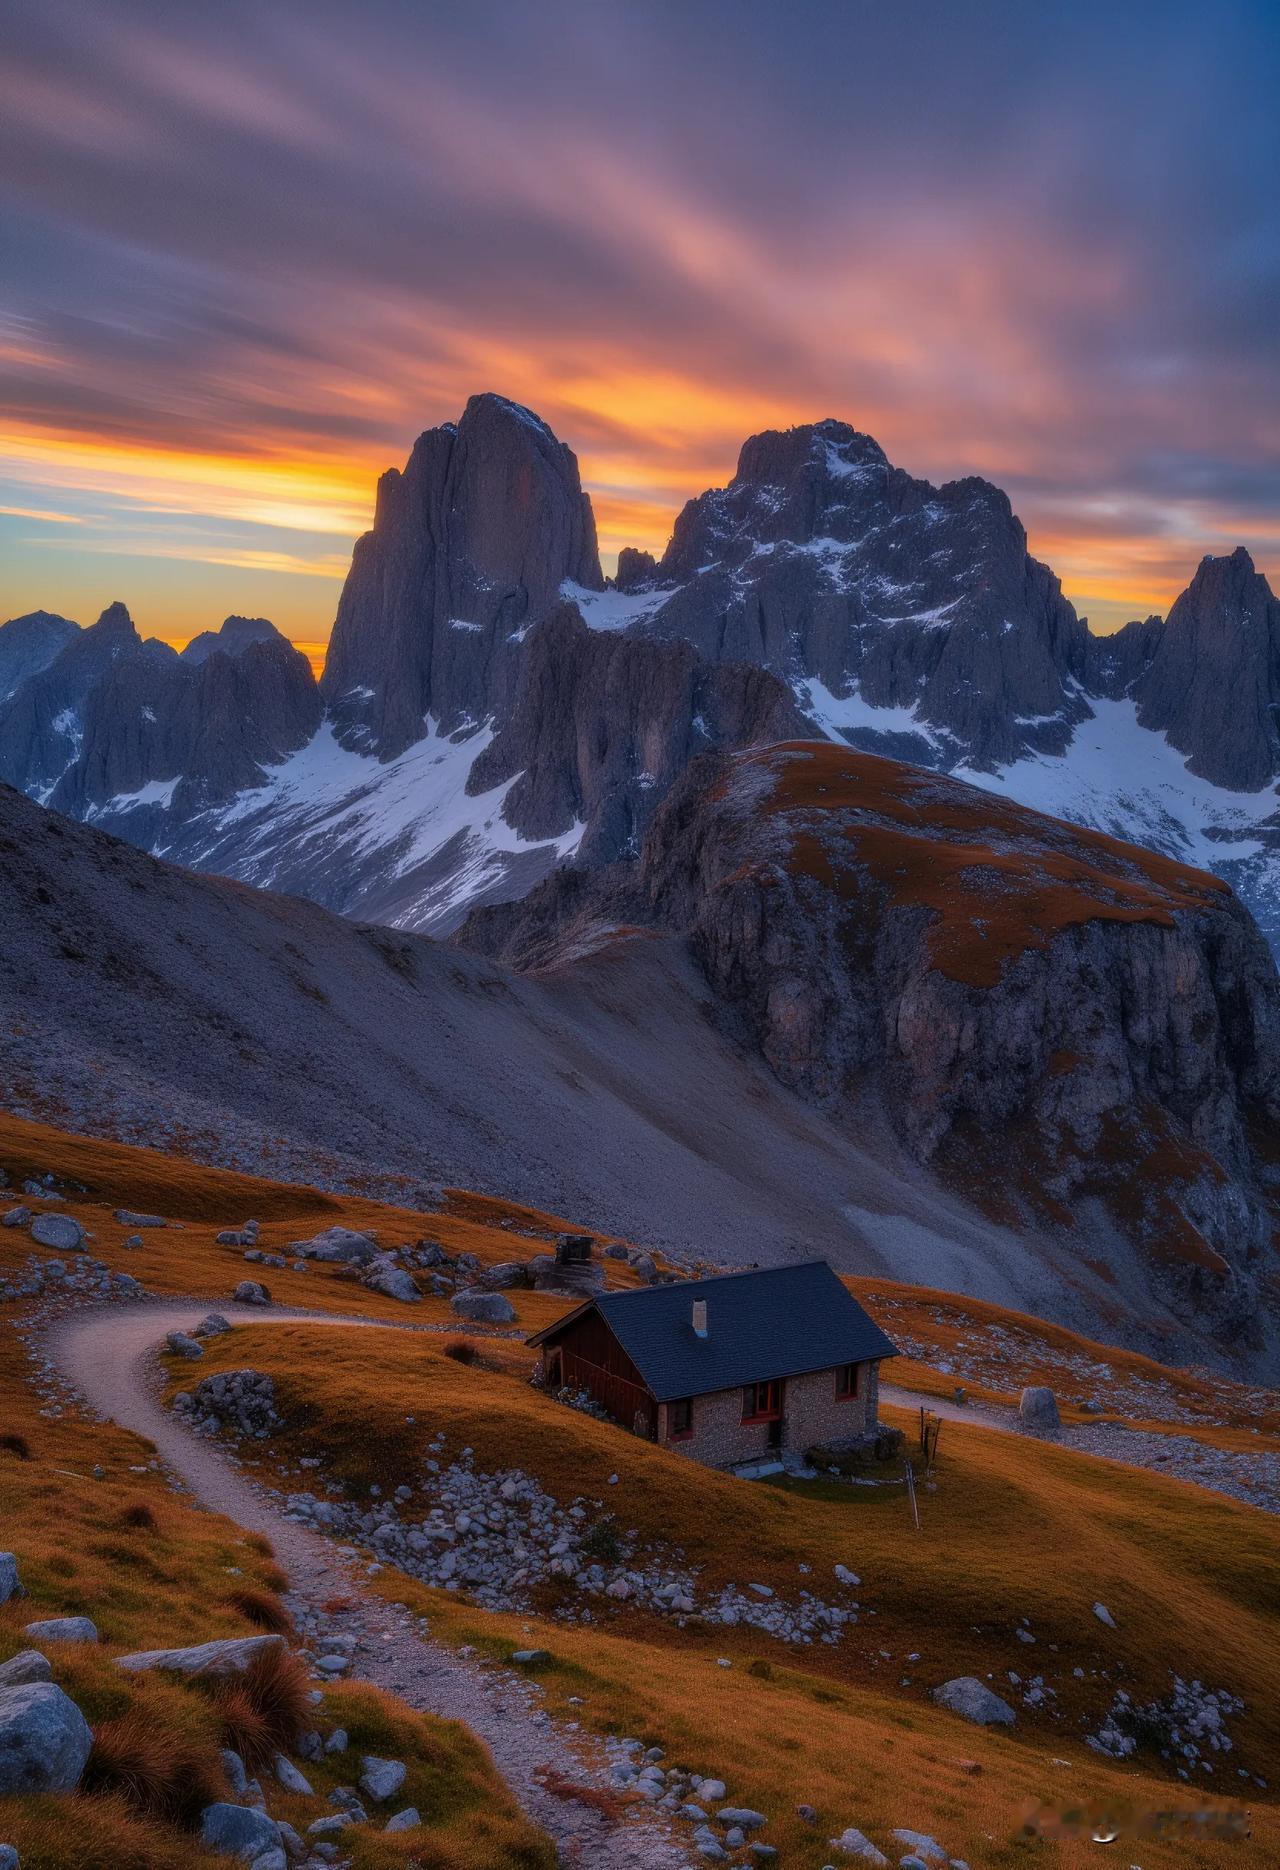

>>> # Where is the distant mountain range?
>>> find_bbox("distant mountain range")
[3,391,1279,944]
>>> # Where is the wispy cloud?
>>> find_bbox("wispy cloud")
[1,0,1277,640]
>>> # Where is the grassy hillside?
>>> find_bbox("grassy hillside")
[2,1111,1277,1866]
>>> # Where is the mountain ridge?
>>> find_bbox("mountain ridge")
[3,393,1279,945]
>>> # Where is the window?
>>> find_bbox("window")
[836,1362,859,1400]
[742,1379,783,1422]
[669,1397,694,1439]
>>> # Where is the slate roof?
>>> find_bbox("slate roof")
[528,1260,898,1403]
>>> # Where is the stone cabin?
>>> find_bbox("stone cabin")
[527,1261,899,1471]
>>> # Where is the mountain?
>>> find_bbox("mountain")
[3,396,1280,947]
[4,772,1279,1375]
[0,608,79,702]
[463,739,1280,1363]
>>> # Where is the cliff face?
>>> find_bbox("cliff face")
[1126,548,1280,791]
[465,741,1280,1342]
[320,393,601,758]
[466,603,808,865]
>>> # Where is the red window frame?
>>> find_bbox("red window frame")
[742,1379,783,1423]
[668,1396,694,1440]
[835,1362,860,1400]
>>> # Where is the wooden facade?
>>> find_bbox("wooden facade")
[541,1306,658,1438]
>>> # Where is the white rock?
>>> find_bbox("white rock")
[1093,1602,1116,1628]
[931,1678,1016,1726]
[0,1682,93,1795]
[116,1634,284,1676]
[828,1827,888,1865]
[23,1617,97,1645]
[274,1753,314,1795]
[360,1755,407,1802]
[30,1213,84,1252]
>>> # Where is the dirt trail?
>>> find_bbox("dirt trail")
[47,1301,691,1870]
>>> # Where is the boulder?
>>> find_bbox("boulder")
[113,1210,166,1227]
[450,1289,516,1324]
[293,1227,378,1265]
[363,1265,420,1303]
[385,1808,421,1832]
[23,1617,97,1645]
[360,1755,407,1802]
[166,1332,204,1359]
[1093,1602,1116,1628]
[827,1828,888,1865]
[1018,1387,1061,1434]
[116,1634,285,1677]
[478,1261,529,1290]
[0,1556,20,1605]
[0,1682,93,1795]
[194,1313,233,1338]
[931,1677,1016,1726]
[2,1209,32,1229]
[234,1280,271,1306]
[0,1653,51,1689]
[274,1752,314,1795]
[248,1852,286,1870]
[199,1802,283,1862]
[0,1845,17,1869]
[30,1213,84,1252]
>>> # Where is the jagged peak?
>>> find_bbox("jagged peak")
[88,600,136,636]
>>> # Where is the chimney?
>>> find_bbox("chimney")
[692,1300,708,1338]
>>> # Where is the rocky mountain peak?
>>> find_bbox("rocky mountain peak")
[0,610,80,702]
[320,391,602,758]
[85,600,139,645]
[181,615,283,665]
[1131,547,1280,790]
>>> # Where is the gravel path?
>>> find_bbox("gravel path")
[46,1301,692,1870]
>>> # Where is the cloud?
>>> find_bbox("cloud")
[1,0,1277,636]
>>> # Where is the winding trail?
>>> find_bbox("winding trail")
[39,1298,1276,1865]
[46,1300,693,1870]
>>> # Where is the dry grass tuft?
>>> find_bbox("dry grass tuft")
[209,1644,309,1768]
[258,1561,290,1594]
[225,1586,293,1635]
[119,1500,157,1530]
[444,1337,479,1364]
[534,1767,624,1818]
[1,1430,32,1459]
[82,1710,225,1826]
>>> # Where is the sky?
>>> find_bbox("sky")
[1,0,1277,666]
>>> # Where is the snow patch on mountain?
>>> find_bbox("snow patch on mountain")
[953,697,1277,871]
[560,580,674,631]
[184,717,585,933]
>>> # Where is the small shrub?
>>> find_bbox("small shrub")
[82,1710,224,1826]
[0,1431,31,1460]
[258,1561,290,1595]
[747,1658,774,1680]
[444,1337,478,1365]
[226,1588,293,1635]
[580,1515,623,1564]
[119,1501,157,1530]
[211,1645,310,1768]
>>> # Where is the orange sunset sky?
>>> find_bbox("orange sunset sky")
[2,1,1277,671]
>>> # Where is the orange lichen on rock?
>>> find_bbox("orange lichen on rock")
[738,741,1227,987]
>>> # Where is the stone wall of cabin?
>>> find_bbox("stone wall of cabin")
[656,1359,881,1469]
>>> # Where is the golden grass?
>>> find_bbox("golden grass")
[4,1114,1277,1866]
[740,741,1227,988]
[0,1108,649,1333]
[168,1319,1280,1866]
